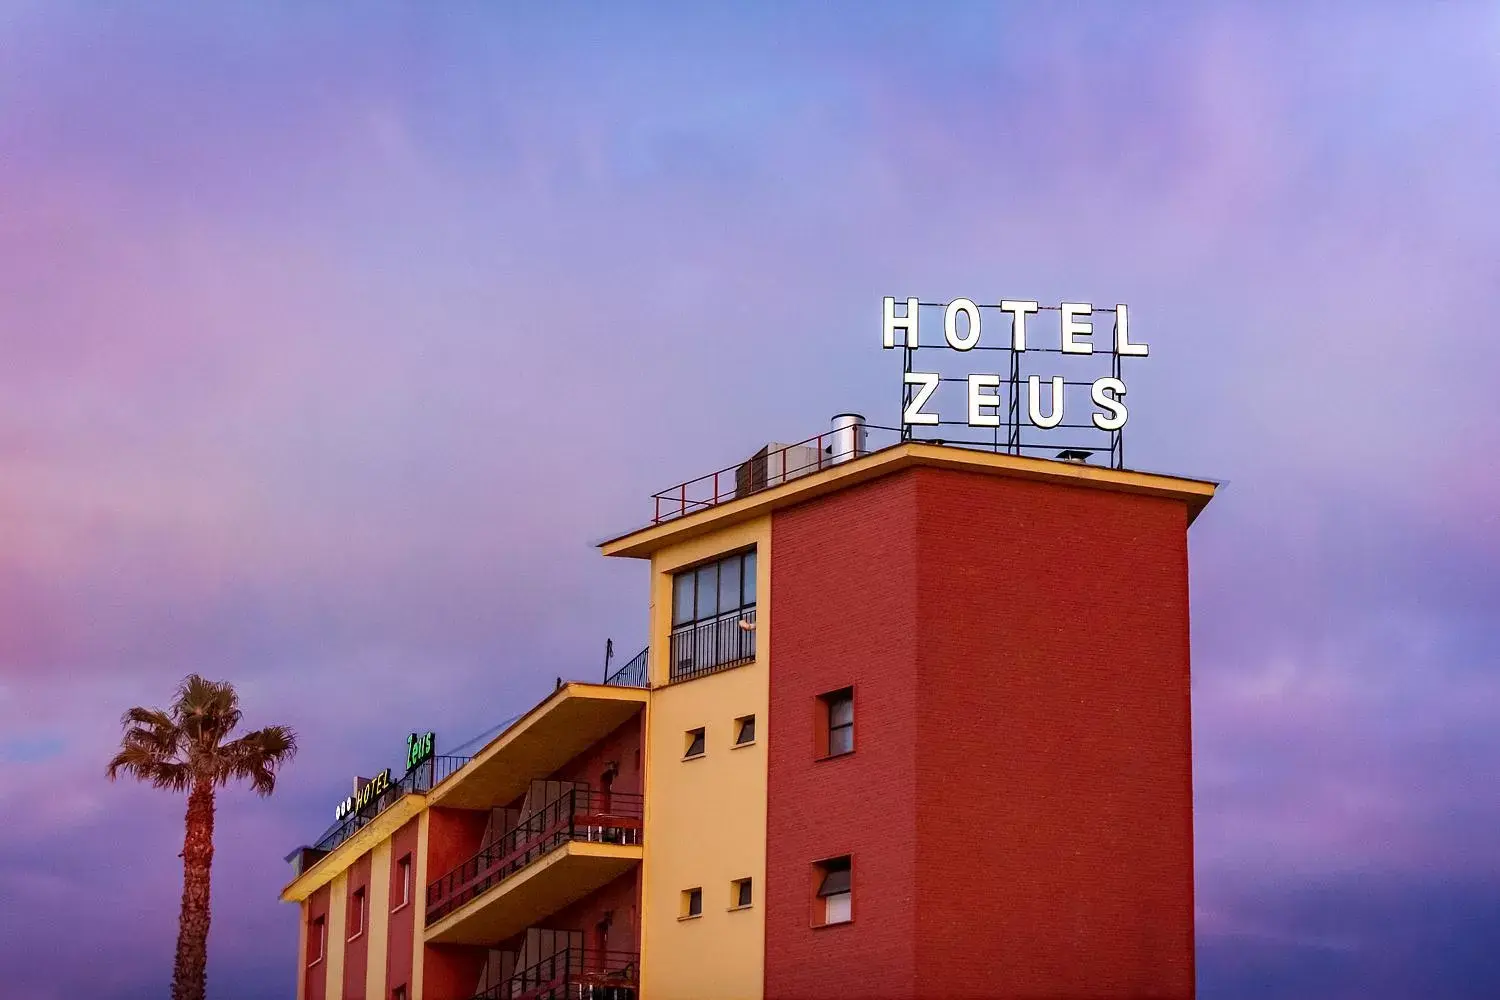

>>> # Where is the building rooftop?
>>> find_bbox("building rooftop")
[601,423,1219,559]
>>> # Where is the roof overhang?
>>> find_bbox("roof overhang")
[426,683,647,811]
[600,443,1219,560]
[279,793,426,903]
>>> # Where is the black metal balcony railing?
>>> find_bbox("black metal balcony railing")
[471,948,639,1000]
[311,754,471,855]
[603,645,648,688]
[427,788,644,925]
[668,606,756,684]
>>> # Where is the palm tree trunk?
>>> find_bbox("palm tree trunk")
[173,779,216,1000]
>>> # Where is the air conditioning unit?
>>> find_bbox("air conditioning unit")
[735,442,822,498]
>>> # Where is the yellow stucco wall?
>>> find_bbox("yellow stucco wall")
[367,840,391,999]
[412,810,430,999]
[641,516,769,1000]
[325,871,348,999]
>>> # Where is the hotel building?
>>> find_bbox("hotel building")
[279,417,1217,1000]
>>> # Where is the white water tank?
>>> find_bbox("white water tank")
[828,413,868,465]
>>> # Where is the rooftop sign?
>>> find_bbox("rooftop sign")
[335,768,391,822]
[883,298,1145,468]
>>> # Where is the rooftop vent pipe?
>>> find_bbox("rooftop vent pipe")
[827,413,868,465]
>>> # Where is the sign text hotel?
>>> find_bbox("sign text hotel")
[883,298,1147,431]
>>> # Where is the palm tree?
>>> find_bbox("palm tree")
[107,674,298,1000]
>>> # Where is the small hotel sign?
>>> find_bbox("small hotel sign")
[335,768,391,822]
[883,298,1146,432]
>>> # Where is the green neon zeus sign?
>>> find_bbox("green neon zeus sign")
[406,731,436,770]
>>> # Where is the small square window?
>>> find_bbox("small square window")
[821,688,854,757]
[731,877,753,909]
[681,887,703,918]
[684,727,706,758]
[394,854,412,910]
[814,856,852,926]
[734,715,756,745]
[348,887,366,939]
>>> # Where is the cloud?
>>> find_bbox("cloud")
[0,3,1496,997]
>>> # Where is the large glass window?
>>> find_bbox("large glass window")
[669,549,758,682]
[672,550,755,628]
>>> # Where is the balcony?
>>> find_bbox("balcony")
[668,606,756,684]
[470,948,639,1000]
[428,685,646,812]
[426,788,643,945]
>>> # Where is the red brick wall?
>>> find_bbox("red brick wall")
[423,808,491,997]
[342,853,371,999]
[544,869,642,954]
[765,472,921,1000]
[304,884,330,1000]
[912,468,1194,998]
[422,943,487,1000]
[765,466,1196,1000]
[425,807,489,891]
[551,714,644,798]
[386,818,419,997]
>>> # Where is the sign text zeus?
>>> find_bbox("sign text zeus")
[883,298,1148,431]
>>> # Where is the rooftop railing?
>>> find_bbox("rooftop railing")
[649,425,901,525]
[310,754,471,856]
[469,948,639,1000]
[427,787,644,925]
[603,645,648,688]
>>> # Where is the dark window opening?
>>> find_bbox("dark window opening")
[735,715,756,745]
[823,688,854,757]
[395,854,412,909]
[685,728,706,758]
[684,887,703,917]
[309,916,326,964]
[735,878,753,908]
[348,887,366,938]
[815,856,852,925]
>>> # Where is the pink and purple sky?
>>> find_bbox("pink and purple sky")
[2,3,1498,997]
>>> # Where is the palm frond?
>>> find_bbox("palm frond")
[107,744,192,791]
[111,676,296,802]
[121,706,174,732]
[218,725,299,797]
[174,674,242,746]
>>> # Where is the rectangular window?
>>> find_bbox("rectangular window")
[815,856,852,926]
[309,916,326,964]
[734,714,756,745]
[821,688,854,757]
[669,549,758,681]
[682,887,703,919]
[348,887,366,939]
[394,854,412,909]
[732,877,753,909]
[684,727,706,758]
